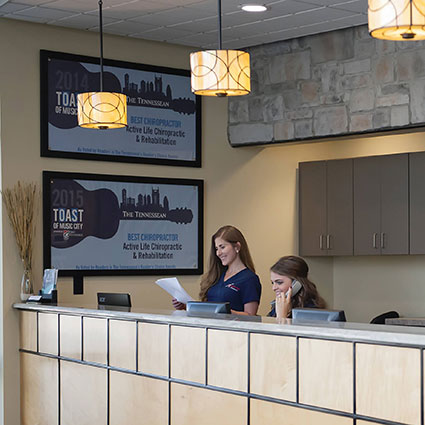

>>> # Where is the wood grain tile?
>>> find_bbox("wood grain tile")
[251,398,352,424]
[39,312,58,355]
[109,320,136,370]
[83,317,107,364]
[21,353,58,425]
[356,343,420,424]
[250,333,296,401]
[208,329,247,392]
[60,361,107,425]
[170,325,205,384]
[20,311,37,351]
[60,314,81,359]
[110,371,167,425]
[171,383,246,425]
[138,322,168,376]
[299,338,353,412]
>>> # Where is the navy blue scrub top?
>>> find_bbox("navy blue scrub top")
[206,268,261,312]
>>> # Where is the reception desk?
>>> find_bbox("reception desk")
[14,303,425,425]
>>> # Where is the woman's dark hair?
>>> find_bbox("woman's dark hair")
[199,225,255,301]
[271,255,326,310]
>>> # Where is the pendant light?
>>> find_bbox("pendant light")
[368,0,425,40]
[77,0,127,129]
[190,0,251,96]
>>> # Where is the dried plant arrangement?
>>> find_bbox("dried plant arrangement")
[1,181,39,293]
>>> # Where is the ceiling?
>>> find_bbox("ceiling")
[0,0,367,49]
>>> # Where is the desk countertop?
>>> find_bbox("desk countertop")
[13,302,425,348]
[386,317,425,327]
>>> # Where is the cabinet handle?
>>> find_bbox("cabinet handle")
[381,232,385,249]
[326,234,331,250]
[372,233,378,249]
[319,235,324,250]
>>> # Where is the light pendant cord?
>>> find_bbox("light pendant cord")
[218,0,222,50]
[99,0,104,92]
[77,0,127,127]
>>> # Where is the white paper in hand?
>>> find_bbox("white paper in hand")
[155,277,194,304]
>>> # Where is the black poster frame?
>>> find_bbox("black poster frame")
[42,170,204,281]
[40,50,202,168]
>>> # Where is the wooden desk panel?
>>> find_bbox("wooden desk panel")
[170,325,205,384]
[109,319,136,370]
[356,343,421,424]
[138,322,168,376]
[16,306,425,425]
[60,361,107,425]
[207,329,247,391]
[59,314,81,359]
[110,371,167,425]
[251,399,352,425]
[250,333,296,401]
[20,310,37,352]
[38,312,58,355]
[299,338,353,412]
[171,383,247,425]
[21,353,58,425]
[82,317,107,365]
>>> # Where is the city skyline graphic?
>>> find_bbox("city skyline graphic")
[120,187,194,224]
[122,74,196,115]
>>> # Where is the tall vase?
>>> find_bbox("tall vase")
[20,268,33,301]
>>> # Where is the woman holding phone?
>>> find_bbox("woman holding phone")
[268,256,326,318]
[172,225,261,315]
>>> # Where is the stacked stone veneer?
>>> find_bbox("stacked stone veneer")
[228,25,425,146]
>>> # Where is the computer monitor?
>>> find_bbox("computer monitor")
[292,308,346,322]
[97,292,132,307]
[186,301,231,314]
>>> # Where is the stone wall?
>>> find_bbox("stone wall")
[228,25,425,146]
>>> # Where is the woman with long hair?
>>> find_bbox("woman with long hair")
[173,225,261,315]
[267,255,326,318]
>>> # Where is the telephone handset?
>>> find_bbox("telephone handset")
[285,280,302,298]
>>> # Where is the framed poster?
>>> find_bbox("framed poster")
[43,171,203,279]
[40,50,201,167]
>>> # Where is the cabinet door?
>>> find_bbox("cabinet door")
[326,159,353,256]
[299,161,326,256]
[380,154,409,255]
[410,152,425,254]
[354,157,380,255]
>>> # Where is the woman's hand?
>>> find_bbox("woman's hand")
[276,287,292,319]
[172,298,186,310]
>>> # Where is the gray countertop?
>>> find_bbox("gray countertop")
[13,302,425,348]
[386,317,425,327]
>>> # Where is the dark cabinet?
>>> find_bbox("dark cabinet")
[327,160,354,255]
[299,159,353,256]
[299,153,410,257]
[410,152,425,254]
[299,161,326,256]
[353,154,408,255]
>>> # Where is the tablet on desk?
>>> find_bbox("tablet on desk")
[186,301,230,314]
[292,308,346,322]
[97,292,131,307]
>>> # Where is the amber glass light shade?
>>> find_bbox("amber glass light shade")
[190,50,251,96]
[369,0,425,40]
[77,92,127,129]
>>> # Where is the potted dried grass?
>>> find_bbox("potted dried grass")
[2,181,39,301]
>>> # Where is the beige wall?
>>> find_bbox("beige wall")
[3,16,425,424]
